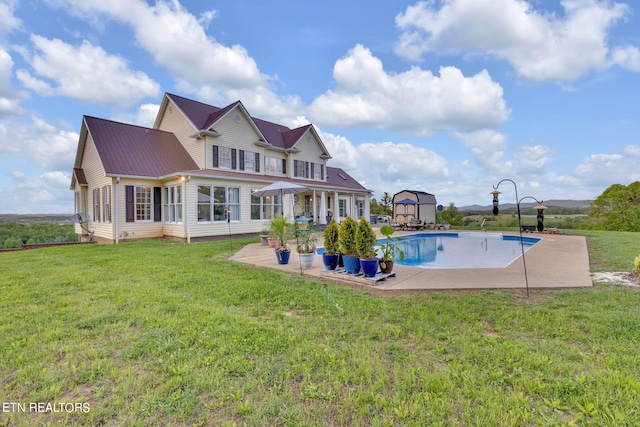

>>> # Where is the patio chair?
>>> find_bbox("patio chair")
[409,218,423,230]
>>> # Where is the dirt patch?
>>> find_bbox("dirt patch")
[592,272,640,287]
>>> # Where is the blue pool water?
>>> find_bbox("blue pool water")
[318,232,541,269]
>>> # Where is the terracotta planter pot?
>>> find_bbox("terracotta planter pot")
[267,237,278,248]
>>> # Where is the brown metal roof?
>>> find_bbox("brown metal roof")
[73,168,88,185]
[326,167,368,191]
[84,116,198,177]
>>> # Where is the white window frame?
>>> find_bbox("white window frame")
[198,185,240,223]
[163,185,183,224]
[265,156,283,174]
[93,188,101,222]
[135,186,152,222]
[218,146,232,169]
[243,150,256,172]
[102,185,111,223]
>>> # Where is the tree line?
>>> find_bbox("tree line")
[0,223,77,249]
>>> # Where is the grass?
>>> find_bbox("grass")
[1,232,639,426]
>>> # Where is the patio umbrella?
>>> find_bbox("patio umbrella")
[393,198,420,221]
[252,181,308,219]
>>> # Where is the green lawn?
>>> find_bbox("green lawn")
[1,232,639,426]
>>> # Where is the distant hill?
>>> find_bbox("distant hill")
[0,214,75,224]
[459,200,592,212]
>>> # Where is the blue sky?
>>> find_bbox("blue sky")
[1,0,639,213]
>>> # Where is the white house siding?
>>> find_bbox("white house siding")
[184,177,281,239]
[79,135,114,242]
[204,107,263,170]
[114,178,165,241]
[156,99,205,168]
[290,132,327,182]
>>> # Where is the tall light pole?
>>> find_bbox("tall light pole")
[490,179,530,297]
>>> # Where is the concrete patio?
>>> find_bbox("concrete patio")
[229,230,593,291]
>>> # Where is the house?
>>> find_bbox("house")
[392,190,437,224]
[70,93,372,243]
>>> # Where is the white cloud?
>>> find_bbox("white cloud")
[623,145,640,156]
[612,46,640,71]
[455,129,509,170]
[512,145,554,174]
[571,153,640,185]
[0,1,21,39]
[309,44,510,135]
[395,0,635,83]
[16,35,160,105]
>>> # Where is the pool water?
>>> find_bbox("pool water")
[390,232,540,269]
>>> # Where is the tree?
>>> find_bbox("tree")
[589,182,640,231]
[441,202,464,226]
[380,192,393,213]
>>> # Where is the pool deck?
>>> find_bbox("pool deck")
[229,230,593,291]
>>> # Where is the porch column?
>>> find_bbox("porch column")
[364,193,371,221]
[312,190,317,223]
[320,191,327,225]
[334,191,339,219]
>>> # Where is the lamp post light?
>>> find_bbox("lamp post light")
[490,179,530,297]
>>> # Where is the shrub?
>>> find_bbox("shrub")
[338,216,358,256]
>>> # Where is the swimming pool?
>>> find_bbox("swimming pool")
[317,232,541,269]
[391,232,540,269]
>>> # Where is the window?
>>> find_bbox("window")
[339,199,347,217]
[213,145,237,170]
[197,185,211,222]
[265,156,286,174]
[294,160,309,178]
[93,188,100,222]
[164,185,182,224]
[102,185,111,223]
[136,187,152,221]
[75,191,81,214]
[198,185,240,222]
[240,150,260,172]
[311,163,324,180]
[251,190,283,220]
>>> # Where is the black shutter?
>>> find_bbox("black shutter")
[255,153,260,172]
[305,162,309,178]
[231,149,237,170]
[282,159,286,175]
[321,165,324,180]
[310,163,315,179]
[213,145,219,168]
[239,150,245,170]
[125,185,134,222]
[153,187,161,222]
[294,160,298,177]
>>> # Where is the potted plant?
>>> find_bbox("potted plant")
[378,225,404,274]
[270,214,293,264]
[258,227,270,246]
[338,216,360,274]
[322,219,340,270]
[296,225,318,270]
[356,217,379,278]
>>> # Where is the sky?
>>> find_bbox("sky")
[1,0,639,214]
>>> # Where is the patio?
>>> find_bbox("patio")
[229,230,593,291]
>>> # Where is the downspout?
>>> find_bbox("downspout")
[115,176,120,243]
